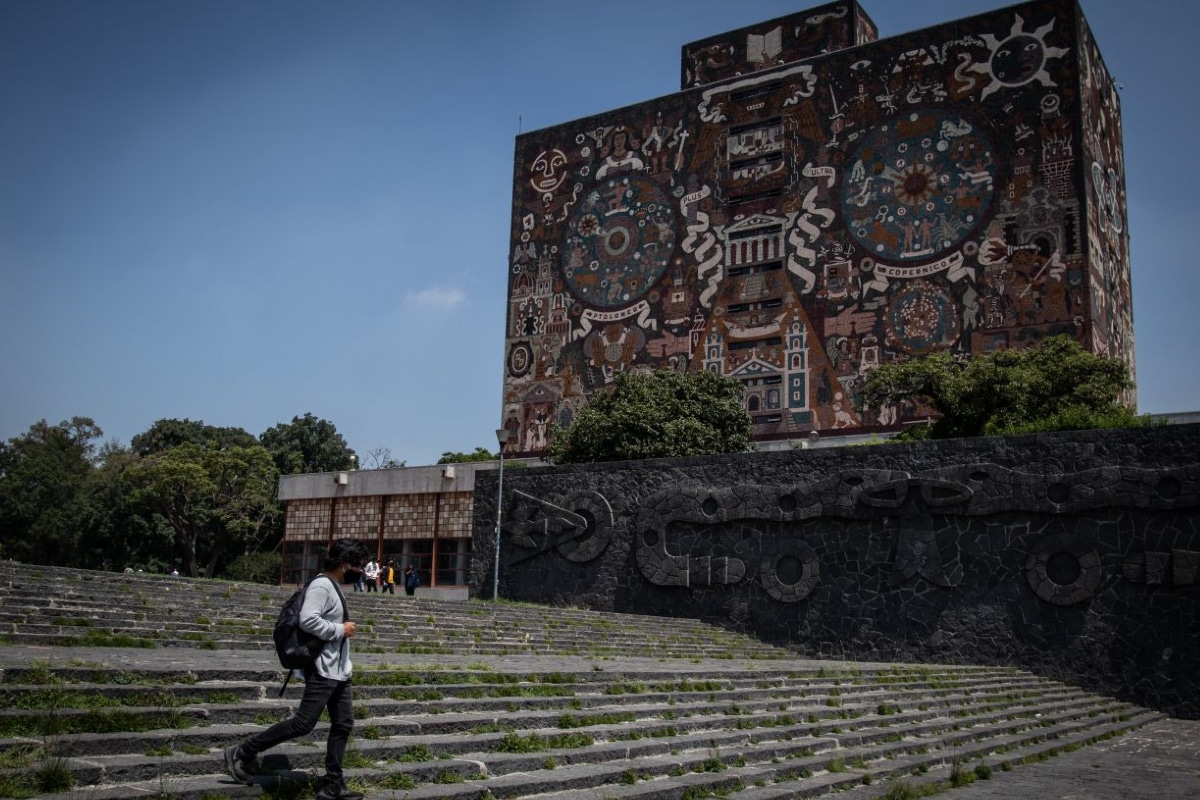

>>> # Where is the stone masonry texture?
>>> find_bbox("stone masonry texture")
[470,424,1200,718]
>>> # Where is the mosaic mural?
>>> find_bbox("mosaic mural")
[503,0,1133,455]
[680,1,877,90]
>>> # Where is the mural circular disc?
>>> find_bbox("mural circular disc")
[564,176,674,307]
[760,540,820,604]
[884,279,961,354]
[1025,533,1102,606]
[507,341,534,379]
[557,491,615,563]
[842,110,995,263]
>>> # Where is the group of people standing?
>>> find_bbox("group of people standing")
[355,558,419,596]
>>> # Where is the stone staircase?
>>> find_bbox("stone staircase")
[0,562,785,659]
[0,561,1163,800]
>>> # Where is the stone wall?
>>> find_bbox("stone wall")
[471,424,1200,718]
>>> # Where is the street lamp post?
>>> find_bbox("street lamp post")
[492,428,510,601]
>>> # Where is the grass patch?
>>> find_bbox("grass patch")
[398,744,432,762]
[557,711,634,728]
[375,772,418,790]
[604,682,647,695]
[494,731,593,753]
[359,725,386,740]
[0,708,191,738]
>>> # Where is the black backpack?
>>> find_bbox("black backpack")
[273,574,348,694]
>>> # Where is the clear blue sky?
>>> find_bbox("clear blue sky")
[1,0,1195,466]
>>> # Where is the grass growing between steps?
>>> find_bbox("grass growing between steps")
[5,666,199,687]
[872,761,994,799]
[0,753,73,799]
[0,687,239,710]
[52,631,159,648]
[0,707,192,738]
[494,731,595,752]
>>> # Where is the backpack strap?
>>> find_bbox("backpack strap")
[314,573,350,623]
[278,574,332,697]
[314,573,352,668]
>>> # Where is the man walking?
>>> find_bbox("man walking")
[404,564,420,596]
[224,538,368,800]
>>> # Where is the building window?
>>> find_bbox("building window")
[728,188,783,206]
[729,336,782,351]
[283,543,321,586]
[436,538,472,587]
[379,538,471,588]
[727,260,783,277]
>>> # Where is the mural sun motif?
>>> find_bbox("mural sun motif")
[894,162,937,207]
[979,14,1069,99]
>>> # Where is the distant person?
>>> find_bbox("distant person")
[404,565,420,596]
[381,560,396,595]
[224,537,368,800]
[170,567,180,577]
[363,559,379,593]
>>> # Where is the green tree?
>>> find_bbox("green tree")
[0,418,103,566]
[438,447,496,464]
[858,334,1141,440]
[545,369,752,463]
[75,442,174,572]
[222,551,283,584]
[131,418,257,456]
[126,442,279,577]
[259,413,356,475]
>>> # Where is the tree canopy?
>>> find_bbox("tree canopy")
[259,413,357,475]
[545,369,752,463]
[438,447,497,464]
[131,418,257,456]
[858,334,1141,440]
[0,418,103,565]
[126,441,279,577]
[0,413,322,576]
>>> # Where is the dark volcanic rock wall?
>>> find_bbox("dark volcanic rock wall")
[471,424,1200,717]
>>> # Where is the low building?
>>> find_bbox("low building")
[278,463,497,599]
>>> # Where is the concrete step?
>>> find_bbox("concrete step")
[0,662,1147,797]
[33,703,1154,800]
[0,561,1170,800]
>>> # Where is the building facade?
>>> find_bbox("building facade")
[278,463,493,596]
[501,0,1132,455]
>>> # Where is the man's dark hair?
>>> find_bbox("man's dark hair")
[323,538,369,572]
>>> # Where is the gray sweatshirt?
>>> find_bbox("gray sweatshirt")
[299,574,352,681]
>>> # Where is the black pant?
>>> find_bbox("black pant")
[381,582,394,594]
[239,670,354,782]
